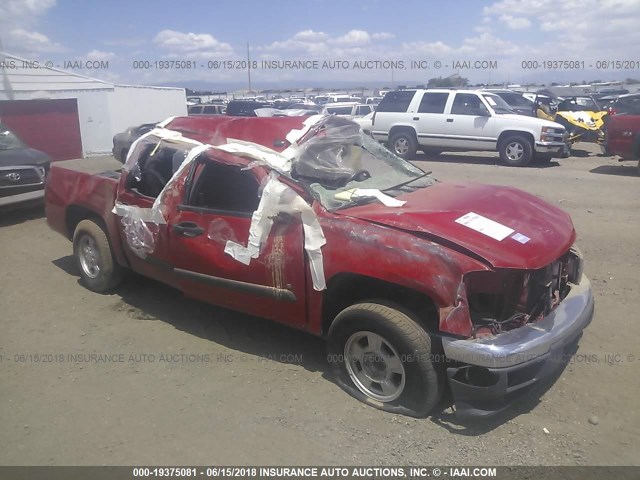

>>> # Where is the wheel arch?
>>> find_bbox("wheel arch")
[497,130,535,151]
[65,204,129,268]
[389,125,418,141]
[65,204,103,239]
[321,273,440,337]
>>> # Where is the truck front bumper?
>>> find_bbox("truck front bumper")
[535,141,566,154]
[441,275,594,419]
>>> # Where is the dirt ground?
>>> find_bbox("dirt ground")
[0,143,638,466]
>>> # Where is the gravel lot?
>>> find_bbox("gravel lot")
[0,143,638,466]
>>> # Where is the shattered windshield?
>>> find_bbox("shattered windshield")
[294,116,435,210]
[0,126,26,151]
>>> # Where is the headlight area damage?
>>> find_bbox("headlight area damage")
[440,247,593,418]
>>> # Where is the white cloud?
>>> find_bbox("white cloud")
[7,28,65,53]
[0,0,56,22]
[292,30,328,42]
[259,29,395,56]
[85,49,114,60]
[499,14,531,29]
[482,0,640,61]
[331,30,371,46]
[154,29,234,54]
[372,32,395,40]
[401,40,453,56]
[0,0,62,54]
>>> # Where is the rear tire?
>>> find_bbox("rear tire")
[73,219,124,293]
[327,302,442,417]
[499,135,533,167]
[389,131,418,159]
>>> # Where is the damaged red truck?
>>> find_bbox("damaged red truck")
[45,115,594,418]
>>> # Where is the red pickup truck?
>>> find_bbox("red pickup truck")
[45,115,594,418]
[603,114,640,174]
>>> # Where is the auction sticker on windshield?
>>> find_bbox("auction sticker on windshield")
[455,212,514,241]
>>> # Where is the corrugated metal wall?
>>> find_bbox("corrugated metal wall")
[0,98,83,161]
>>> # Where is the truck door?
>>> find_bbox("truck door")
[115,136,190,289]
[167,155,308,329]
[413,91,452,148]
[444,93,497,150]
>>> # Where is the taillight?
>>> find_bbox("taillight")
[372,111,377,126]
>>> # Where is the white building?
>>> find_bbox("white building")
[0,53,187,160]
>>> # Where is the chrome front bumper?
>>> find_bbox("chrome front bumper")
[442,275,593,368]
[442,275,594,418]
[535,141,566,153]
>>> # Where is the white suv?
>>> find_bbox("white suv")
[321,102,374,118]
[371,89,567,166]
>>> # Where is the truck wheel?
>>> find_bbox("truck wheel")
[389,132,417,159]
[327,302,442,417]
[499,135,533,167]
[73,219,124,293]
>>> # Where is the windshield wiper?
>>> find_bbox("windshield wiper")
[335,195,376,210]
[383,173,430,192]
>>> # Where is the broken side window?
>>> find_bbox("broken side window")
[125,137,191,198]
[184,159,261,215]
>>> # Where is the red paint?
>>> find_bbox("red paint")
[604,114,640,159]
[46,116,578,339]
[340,181,576,270]
[0,99,83,160]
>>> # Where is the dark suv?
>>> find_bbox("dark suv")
[225,100,270,117]
[485,90,536,116]
[607,93,640,116]
[0,124,51,207]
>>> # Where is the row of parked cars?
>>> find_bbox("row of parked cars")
[120,87,640,170]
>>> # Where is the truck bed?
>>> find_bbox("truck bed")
[45,156,128,266]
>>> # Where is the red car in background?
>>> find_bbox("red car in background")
[603,114,640,174]
[45,115,594,418]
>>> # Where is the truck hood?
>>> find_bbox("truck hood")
[338,182,575,270]
[0,147,51,167]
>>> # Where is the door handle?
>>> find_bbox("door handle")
[413,117,419,120]
[446,118,454,122]
[173,222,205,237]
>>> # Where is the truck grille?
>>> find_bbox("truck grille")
[0,166,46,188]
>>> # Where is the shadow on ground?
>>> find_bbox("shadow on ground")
[52,254,576,434]
[0,202,45,227]
[590,164,639,177]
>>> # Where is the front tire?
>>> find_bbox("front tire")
[499,135,533,167]
[389,131,417,159]
[73,219,124,293]
[327,302,442,417]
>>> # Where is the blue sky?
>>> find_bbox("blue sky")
[1,0,639,88]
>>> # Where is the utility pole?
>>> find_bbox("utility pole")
[247,42,252,94]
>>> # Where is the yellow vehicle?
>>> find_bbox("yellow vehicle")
[536,96,607,146]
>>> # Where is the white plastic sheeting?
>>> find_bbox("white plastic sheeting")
[111,117,330,290]
[224,172,327,290]
[112,126,208,258]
